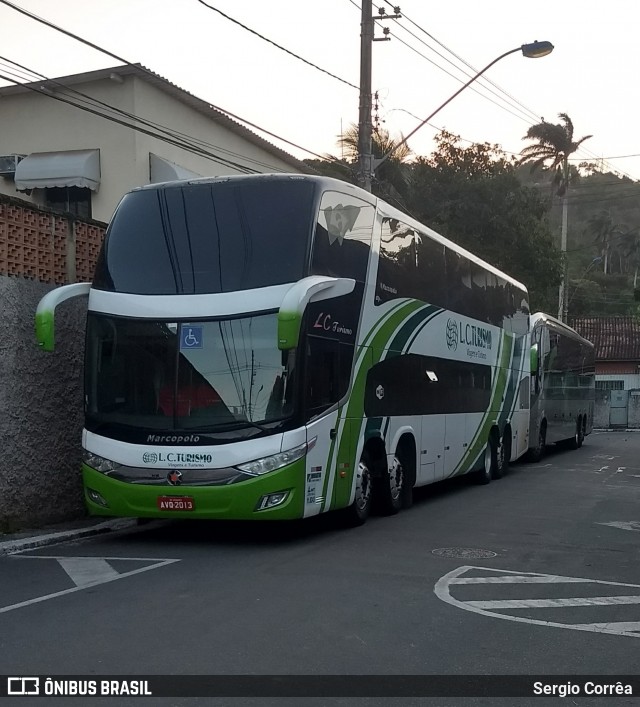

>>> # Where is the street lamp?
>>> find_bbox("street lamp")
[369,40,554,178]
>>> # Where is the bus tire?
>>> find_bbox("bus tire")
[567,421,580,450]
[577,417,585,448]
[527,423,546,463]
[376,454,404,515]
[491,431,509,479]
[475,436,494,485]
[341,452,373,527]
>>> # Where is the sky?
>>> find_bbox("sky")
[1,0,638,181]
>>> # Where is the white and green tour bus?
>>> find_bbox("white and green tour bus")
[528,312,595,461]
[36,174,531,525]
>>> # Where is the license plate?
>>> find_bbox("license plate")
[157,496,195,511]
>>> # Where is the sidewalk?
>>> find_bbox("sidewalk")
[0,517,138,556]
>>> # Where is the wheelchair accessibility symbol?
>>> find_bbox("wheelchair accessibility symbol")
[180,325,203,349]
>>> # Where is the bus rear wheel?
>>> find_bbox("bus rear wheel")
[475,437,494,485]
[492,432,509,479]
[376,454,404,515]
[567,421,581,450]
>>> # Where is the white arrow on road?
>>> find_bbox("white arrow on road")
[435,566,640,638]
[1,555,179,614]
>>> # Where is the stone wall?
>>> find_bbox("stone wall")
[593,390,611,429]
[0,276,87,530]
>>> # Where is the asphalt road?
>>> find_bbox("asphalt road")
[1,430,639,706]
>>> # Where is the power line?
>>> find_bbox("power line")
[0,71,260,174]
[397,8,544,125]
[0,56,337,172]
[0,58,291,174]
[0,0,337,167]
[194,0,358,90]
[387,31,533,126]
[351,1,638,181]
[386,23,540,126]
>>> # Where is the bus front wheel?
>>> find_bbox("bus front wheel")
[341,453,373,526]
[528,424,546,463]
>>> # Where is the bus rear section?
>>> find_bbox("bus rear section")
[528,312,595,461]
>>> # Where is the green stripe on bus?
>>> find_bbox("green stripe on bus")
[324,299,426,511]
[449,330,513,477]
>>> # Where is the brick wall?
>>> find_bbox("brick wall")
[0,193,105,285]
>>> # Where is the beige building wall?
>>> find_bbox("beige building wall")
[0,71,302,223]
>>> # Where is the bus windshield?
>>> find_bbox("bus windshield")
[92,179,316,295]
[85,313,296,438]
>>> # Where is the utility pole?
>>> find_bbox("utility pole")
[357,4,401,192]
[558,194,569,322]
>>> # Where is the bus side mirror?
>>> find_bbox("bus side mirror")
[530,343,539,375]
[35,283,91,351]
[277,276,355,350]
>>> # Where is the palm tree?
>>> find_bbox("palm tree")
[339,123,413,206]
[519,113,592,320]
[587,210,624,275]
[621,227,640,287]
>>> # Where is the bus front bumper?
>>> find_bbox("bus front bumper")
[82,461,306,521]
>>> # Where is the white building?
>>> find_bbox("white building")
[0,64,310,223]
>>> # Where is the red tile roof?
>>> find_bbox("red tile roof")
[570,317,640,361]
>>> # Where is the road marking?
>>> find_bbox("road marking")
[1,556,179,614]
[435,566,640,638]
[598,521,640,533]
[466,596,640,609]
[450,575,591,585]
[57,557,121,586]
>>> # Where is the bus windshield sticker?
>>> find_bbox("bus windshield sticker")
[180,325,203,350]
[323,204,361,245]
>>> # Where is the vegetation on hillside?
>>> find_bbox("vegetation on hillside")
[304,119,640,319]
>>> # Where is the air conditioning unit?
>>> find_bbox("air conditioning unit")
[0,154,25,176]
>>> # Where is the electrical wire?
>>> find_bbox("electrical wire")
[349,0,639,181]
[0,0,340,167]
[194,0,358,90]
[387,31,532,126]
[0,68,259,174]
[0,58,290,174]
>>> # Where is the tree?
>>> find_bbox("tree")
[519,113,592,320]
[407,131,562,312]
[338,123,413,207]
[587,210,623,274]
[622,227,640,287]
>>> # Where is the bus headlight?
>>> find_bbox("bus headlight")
[82,450,121,474]
[236,438,316,476]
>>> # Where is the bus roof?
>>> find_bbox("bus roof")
[133,173,527,294]
[530,311,595,349]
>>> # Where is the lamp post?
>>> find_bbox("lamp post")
[366,41,554,182]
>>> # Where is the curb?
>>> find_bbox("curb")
[0,518,138,557]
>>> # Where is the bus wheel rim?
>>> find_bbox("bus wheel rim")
[389,455,403,501]
[484,444,492,476]
[356,460,371,511]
